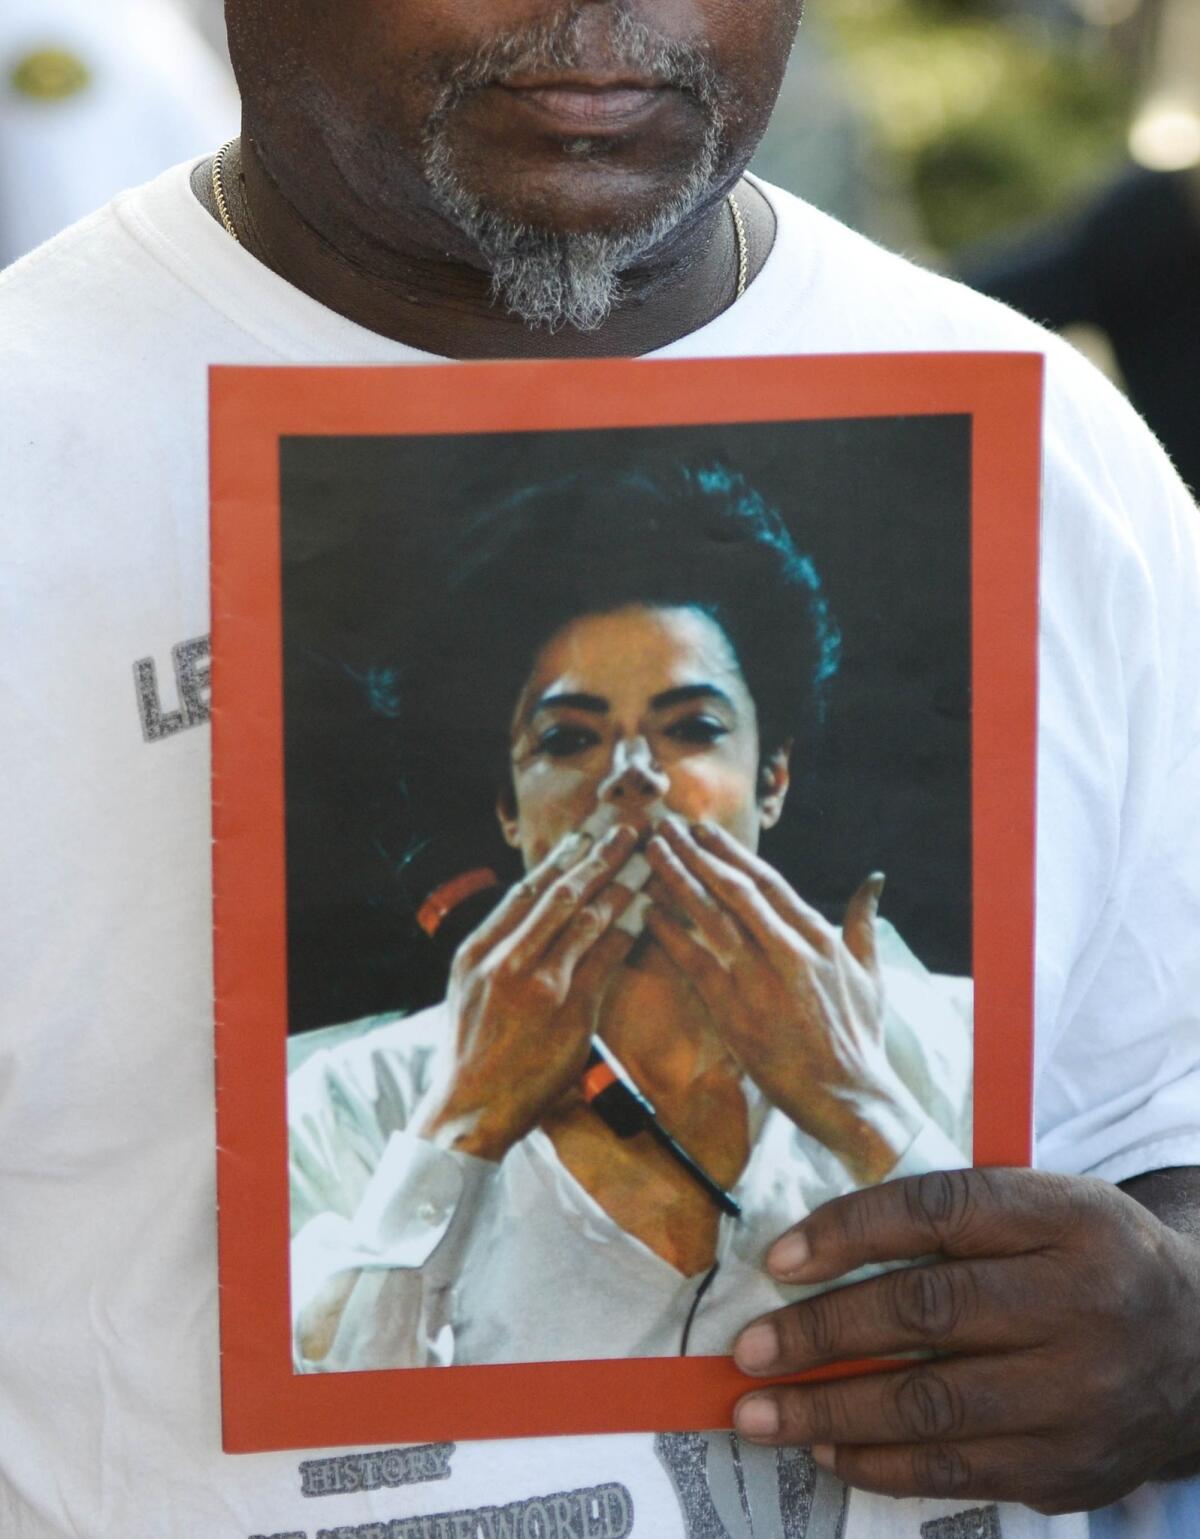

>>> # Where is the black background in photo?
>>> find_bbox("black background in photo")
[280,417,972,1033]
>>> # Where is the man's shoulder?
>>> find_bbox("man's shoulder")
[0,162,226,373]
[758,179,1057,356]
[0,162,256,521]
[756,182,1191,525]
[1,208,120,368]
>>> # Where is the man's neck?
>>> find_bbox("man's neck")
[193,136,775,359]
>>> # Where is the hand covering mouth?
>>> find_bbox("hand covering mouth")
[572,802,671,938]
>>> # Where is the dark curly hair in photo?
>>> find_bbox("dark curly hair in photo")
[370,461,841,801]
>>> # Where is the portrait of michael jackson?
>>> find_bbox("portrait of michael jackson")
[287,459,973,1373]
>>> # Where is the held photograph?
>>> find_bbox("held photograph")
[211,354,1040,1449]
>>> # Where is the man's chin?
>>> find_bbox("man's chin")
[421,98,725,327]
[431,176,718,330]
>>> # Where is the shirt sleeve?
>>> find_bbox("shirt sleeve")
[1032,345,1200,1184]
[286,1013,497,1371]
[292,1130,496,1372]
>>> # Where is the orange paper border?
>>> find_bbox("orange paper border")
[211,353,1042,1453]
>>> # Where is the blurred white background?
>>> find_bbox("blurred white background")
[0,0,235,265]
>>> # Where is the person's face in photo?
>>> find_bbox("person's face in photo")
[498,603,790,869]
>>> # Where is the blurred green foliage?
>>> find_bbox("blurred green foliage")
[822,0,1136,251]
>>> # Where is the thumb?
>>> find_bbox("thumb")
[842,871,885,981]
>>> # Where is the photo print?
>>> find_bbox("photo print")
[211,354,1040,1450]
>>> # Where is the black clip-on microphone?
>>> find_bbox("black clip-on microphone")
[579,1043,742,1219]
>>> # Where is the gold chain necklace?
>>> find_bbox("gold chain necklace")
[213,139,749,301]
[727,190,748,301]
[212,138,239,243]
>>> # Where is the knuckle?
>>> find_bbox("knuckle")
[832,1191,877,1253]
[912,1441,972,1499]
[809,922,838,958]
[716,915,742,950]
[524,970,562,1009]
[786,1292,841,1363]
[893,1369,967,1441]
[782,1387,838,1445]
[551,877,583,907]
[575,903,605,935]
[713,868,752,904]
[889,1264,971,1345]
[479,957,508,992]
[1043,1169,1095,1222]
[493,951,521,981]
[581,855,611,885]
[991,1168,1079,1245]
[906,1168,978,1237]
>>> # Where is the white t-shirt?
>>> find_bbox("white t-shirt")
[1,162,1198,1539]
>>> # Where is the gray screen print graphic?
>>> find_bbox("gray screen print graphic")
[656,1434,847,1539]
[656,1434,1002,1539]
[134,633,211,743]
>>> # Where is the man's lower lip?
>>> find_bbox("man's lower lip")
[498,85,669,133]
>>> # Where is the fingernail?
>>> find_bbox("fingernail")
[811,1444,836,1470]
[615,852,652,891]
[693,820,720,841]
[767,1232,811,1278]
[867,871,886,898]
[555,831,591,866]
[735,1396,780,1439]
[734,1322,779,1374]
[604,824,636,850]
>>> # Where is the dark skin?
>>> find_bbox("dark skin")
[729,1166,1200,1512]
[198,1,787,357]
[211,0,1200,1509]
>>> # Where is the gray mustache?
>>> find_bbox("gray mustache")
[439,6,724,111]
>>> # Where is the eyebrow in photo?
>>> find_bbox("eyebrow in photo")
[530,684,737,719]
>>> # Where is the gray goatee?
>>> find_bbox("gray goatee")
[422,8,728,332]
